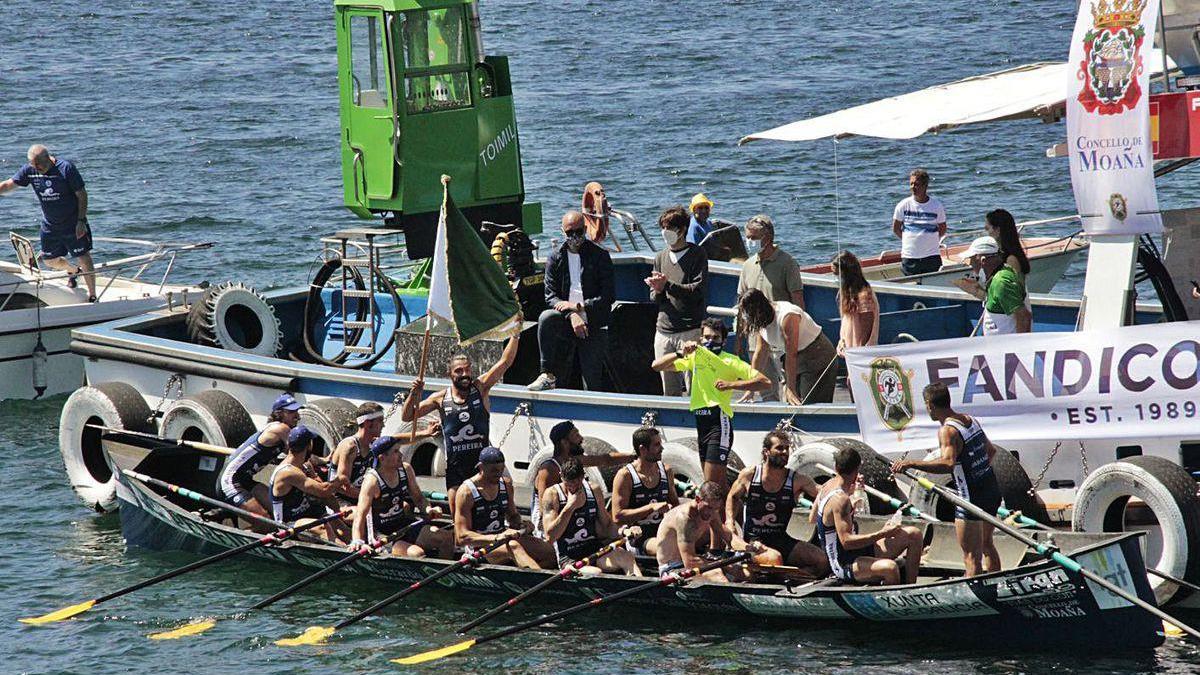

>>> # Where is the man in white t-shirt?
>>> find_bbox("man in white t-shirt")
[891,168,947,276]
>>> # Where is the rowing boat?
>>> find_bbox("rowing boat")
[103,430,1165,649]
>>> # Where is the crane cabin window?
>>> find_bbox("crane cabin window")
[350,14,389,109]
[399,6,472,114]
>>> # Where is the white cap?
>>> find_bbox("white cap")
[957,236,1000,261]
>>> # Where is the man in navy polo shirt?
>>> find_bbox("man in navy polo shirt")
[0,144,97,301]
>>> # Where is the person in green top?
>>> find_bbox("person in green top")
[651,317,771,489]
[953,236,1031,336]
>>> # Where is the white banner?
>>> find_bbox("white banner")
[1067,0,1162,235]
[846,321,1200,453]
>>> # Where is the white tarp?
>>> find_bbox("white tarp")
[845,321,1200,453]
[1067,0,1163,235]
[740,54,1166,145]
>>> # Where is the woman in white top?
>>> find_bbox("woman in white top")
[737,289,838,404]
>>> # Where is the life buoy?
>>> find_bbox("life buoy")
[787,437,902,514]
[1072,455,1200,605]
[187,282,282,356]
[906,444,1047,524]
[299,397,358,458]
[159,389,255,448]
[59,382,153,512]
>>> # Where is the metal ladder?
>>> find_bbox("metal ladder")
[331,227,404,356]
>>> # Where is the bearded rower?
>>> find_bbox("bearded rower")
[530,420,633,537]
[269,426,348,541]
[727,430,826,577]
[401,336,519,519]
[610,426,678,556]
[540,458,643,575]
[219,394,302,521]
[351,436,453,558]
[654,481,755,582]
[453,447,554,569]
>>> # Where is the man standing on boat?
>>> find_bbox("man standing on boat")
[727,430,827,577]
[815,446,923,585]
[269,426,348,541]
[400,336,520,520]
[651,317,770,489]
[611,426,679,556]
[351,436,452,558]
[647,206,709,397]
[655,481,754,582]
[952,236,1031,335]
[736,214,805,400]
[891,383,1001,577]
[528,211,615,392]
[892,168,947,277]
[530,420,633,537]
[454,447,554,569]
[0,144,97,301]
[220,393,304,522]
[540,458,643,575]
[686,193,714,245]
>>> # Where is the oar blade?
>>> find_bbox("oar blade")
[391,639,477,665]
[275,625,335,647]
[19,599,97,625]
[148,619,217,640]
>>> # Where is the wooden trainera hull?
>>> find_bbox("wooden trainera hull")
[110,435,1165,650]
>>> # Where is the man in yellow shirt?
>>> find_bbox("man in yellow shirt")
[651,318,771,490]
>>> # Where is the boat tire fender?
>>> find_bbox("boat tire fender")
[299,397,359,458]
[59,382,154,512]
[671,436,746,491]
[159,389,255,449]
[188,282,282,357]
[525,447,608,502]
[907,445,1047,524]
[789,437,903,514]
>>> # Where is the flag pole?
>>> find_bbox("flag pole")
[408,175,451,444]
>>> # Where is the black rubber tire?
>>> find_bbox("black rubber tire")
[907,445,1047,523]
[300,397,358,458]
[159,389,256,448]
[187,281,282,356]
[673,436,746,489]
[59,381,154,512]
[787,437,903,514]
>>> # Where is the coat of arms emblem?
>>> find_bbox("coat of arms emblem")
[1108,192,1129,220]
[1077,0,1150,115]
[861,357,915,434]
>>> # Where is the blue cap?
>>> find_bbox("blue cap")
[288,425,316,447]
[477,446,505,467]
[369,436,401,460]
[272,394,302,412]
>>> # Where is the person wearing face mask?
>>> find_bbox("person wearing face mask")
[400,336,520,520]
[651,318,770,491]
[529,420,634,537]
[736,214,805,401]
[646,206,710,397]
[727,430,827,578]
[528,211,616,392]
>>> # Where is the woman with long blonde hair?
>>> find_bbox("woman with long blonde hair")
[832,250,879,355]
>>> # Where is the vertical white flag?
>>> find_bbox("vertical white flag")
[1067,0,1162,235]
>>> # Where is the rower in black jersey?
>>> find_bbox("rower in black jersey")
[219,394,302,523]
[611,426,679,556]
[330,402,441,505]
[531,420,633,538]
[268,426,347,541]
[816,446,922,585]
[453,447,554,569]
[400,336,520,521]
[541,458,642,575]
[727,430,826,577]
[892,382,1002,576]
[350,436,452,558]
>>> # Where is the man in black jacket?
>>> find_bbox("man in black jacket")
[528,211,615,391]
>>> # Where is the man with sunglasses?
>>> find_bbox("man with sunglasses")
[528,211,615,392]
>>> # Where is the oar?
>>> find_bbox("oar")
[456,537,628,634]
[901,469,1200,641]
[393,551,752,665]
[20,508,348,626]
[90,424,233,455]
[146,520,423,640]
[275,533,517,646]
[815,463,938,523]
[1148,568,1200,594]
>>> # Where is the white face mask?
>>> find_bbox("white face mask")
[746,238,761,255]
[662,229,681,249]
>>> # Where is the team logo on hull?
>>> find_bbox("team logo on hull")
[862,357,915,435]
[1077,0,1150,115]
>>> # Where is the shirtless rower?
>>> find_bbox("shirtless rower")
[891,382,1001,576]
[540,458,643,575]
[655,480,756,582]
[269,426,348,541]
[530,420,633,537]
[727,430,827,576]
[329,401,441,504]
[815,446,923,585]
[453,447,555,569]
[219,394,302,521]
[610,426,678,556]
[400,336,520,520]
[350,436,453,558]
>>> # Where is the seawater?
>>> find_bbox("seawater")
[1,1,1198,673]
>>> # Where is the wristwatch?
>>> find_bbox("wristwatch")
[674,350,684,360]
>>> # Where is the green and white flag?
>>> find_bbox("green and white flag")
[426,176,522,346]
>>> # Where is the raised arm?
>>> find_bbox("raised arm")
[399,382,443,423]
[892,425,959,475]
[478,334,520,391]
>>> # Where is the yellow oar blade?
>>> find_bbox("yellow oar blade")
[148,619,217,640]
[1164,620,1185,638]
[391,639,477,665]
[275,625,335,647]
[19,599,97,625]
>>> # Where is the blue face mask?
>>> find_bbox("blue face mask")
[702,338,723,354]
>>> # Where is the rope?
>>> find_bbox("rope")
[833,138,842,254]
